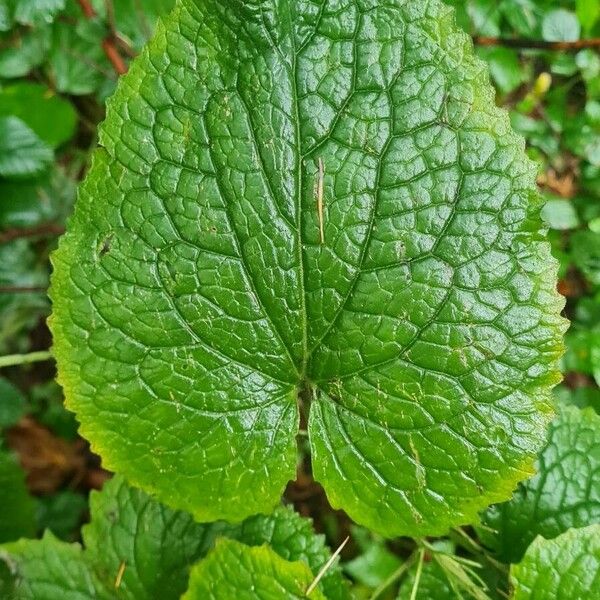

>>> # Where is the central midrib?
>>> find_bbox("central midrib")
[286,0,310,382]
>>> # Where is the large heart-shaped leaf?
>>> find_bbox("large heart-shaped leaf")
[50,0,565,536]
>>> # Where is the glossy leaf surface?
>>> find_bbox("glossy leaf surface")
[51,0,565,535]
[226,507,351,600]
[183,538,325,600]
[511,525,600,599]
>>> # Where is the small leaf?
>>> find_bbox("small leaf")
[183,538,326,600]
[36,491,88,541]
[480,406,600,563]
[112,0,176,51]
[344,543,402,589]
[572,230,600,285]
[0,532,110,600]
[0,116,53,179]
[511,525,600,599]
[81,475,221,599]
[0,27,51,79]
[542,9,581,43]
[541,198,580,231]
[0,239,49,353]
[577,0,600,33]
[13,0,66,26]
[51,0,566,536]
[0,449,35,543]
[397,558,455,600]
[48,20,110,95]
[478,47,525,95]
[0,166,76,229]
[226,507,351,600]
[0,83,77,148]
[0,378,27,428]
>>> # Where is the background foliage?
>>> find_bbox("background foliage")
[0,0,598,598]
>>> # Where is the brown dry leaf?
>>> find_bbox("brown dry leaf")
[6,417,87,493]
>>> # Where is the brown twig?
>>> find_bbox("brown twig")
[76,0,128,75]
[0,224,65,244]
[76,0,95,18]
[473,36,600,51]
[102,39,127,74]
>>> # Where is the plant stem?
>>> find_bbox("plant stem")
[0,223,65,244]
[473,35,600,51]
[409,548,425,600]
[76,0,128,75]
[0,351,54,368]
[369,550,418,600]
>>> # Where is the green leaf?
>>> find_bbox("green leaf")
[398,559,454,600]
[499,0,538,37]
[0,449,35,543]
[48,19,111,95]
[0,26,51,79]
[572,230,600,285]
[50,0,566,536]
[0,239,49,354]
[511,525,600,599]
[542,9,581,43]
[226,507,351,600]
[478,47,525,96]
[2,474,350,598]
[0,166,76,229]
[112,0,176,51]
[344,542,402,589]
[0,378,27,428]
[13,0,66,26]
[36,490,88,541]
[81,475,220,599]
[554,385,600,414]
[577,0,600,34]
[480,406,600,563]
[541,198,580,231]
[0,116,53,179]
[183,538,325,600]
[0,83,77,148]
[0,531,110,600]
[1,475,223,598]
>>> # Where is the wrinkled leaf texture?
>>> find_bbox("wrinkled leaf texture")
[50,0,566,536]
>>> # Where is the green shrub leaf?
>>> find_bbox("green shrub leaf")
[0,532,109,600]
[81,475,221,599]
[480,406,600,564]
[13,0,66,26]
[50,0,565,535]
[1,475,345,598]
[0,83,77,148]
[226,507,351,600]
[511,525,600,599]
[183,538,325,600]
[0,449,35,543]
[0,116,53,179]
[0,475,220,598]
